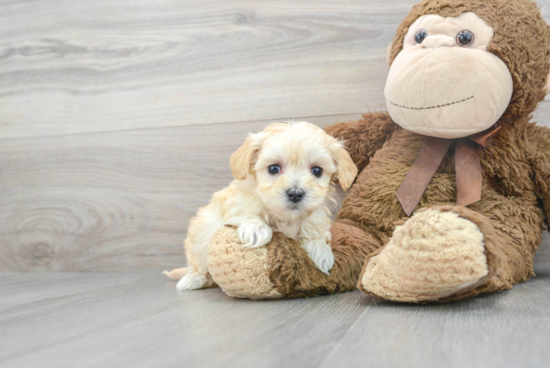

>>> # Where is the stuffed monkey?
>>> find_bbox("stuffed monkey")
[205,0,550,302]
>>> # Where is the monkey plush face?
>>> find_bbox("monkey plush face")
[384,12,513,139]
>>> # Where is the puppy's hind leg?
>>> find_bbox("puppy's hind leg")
[177,201,224,291]
[178,241,216,291]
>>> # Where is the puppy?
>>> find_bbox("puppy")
[166,121,358,291]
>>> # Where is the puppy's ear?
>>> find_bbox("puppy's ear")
[230,132,265,180]
[331,141,358,191]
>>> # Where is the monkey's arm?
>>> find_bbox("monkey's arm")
[324,112,399,173]
[527,123,550,228]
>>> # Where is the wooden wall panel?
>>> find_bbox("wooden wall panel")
[1,0,550,271]
[0,114,360,271]
[0,0,417,138]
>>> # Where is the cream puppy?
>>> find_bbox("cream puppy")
[168,121,358,291]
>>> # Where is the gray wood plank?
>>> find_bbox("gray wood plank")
[0,272,366,368]
[0,0,416,138]
[0,272,153,308]
[1,270,549,368]
[319,265,550,368]
[0,114,361,272]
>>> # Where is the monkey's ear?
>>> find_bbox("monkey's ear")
[545,71,550,94]
[386,42,393,65]
[230,132,265,181]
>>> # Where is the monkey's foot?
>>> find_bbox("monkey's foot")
[207,222,374,300]
[207,227,282,299]
[359,207,490,302]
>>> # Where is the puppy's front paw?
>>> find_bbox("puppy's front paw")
[302,239,334,275]
[237,219,273,248]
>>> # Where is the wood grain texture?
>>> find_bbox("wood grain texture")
[0,269,549,368]
[0,0,414,138]
[1,0,550,272]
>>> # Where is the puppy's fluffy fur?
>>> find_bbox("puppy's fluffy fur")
[166,121,358,291]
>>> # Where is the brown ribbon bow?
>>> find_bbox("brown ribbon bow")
[396,126,501,216]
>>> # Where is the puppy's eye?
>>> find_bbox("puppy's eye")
[268,164,281,175]
[415,29,427,44]
[456,30,474,47]
[311,166,323,178]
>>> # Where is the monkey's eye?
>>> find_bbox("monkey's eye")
[311,166,323,178]
[456,30,474,47]
[415,29,427,44]
[268,164,281,175]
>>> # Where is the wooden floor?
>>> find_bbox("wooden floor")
[1,268,550,368]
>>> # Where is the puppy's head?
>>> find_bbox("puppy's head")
[230,121,358,220]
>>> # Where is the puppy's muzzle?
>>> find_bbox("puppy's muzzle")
[287,188,305,203]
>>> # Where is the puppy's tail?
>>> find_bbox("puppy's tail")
[163,267,188,280]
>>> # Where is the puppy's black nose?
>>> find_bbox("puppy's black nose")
[287,188,304,203]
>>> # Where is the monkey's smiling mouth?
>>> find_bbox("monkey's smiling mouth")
[388,96,474,110]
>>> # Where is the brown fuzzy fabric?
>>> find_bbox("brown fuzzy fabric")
[210,113,550,301]
[326,112,400,173]
[388,0,550,124]
[326,0,550,303]
[527,123,550,229]
[206,0,550,302]
[267,221,380,297]
[333,113,548,302]
[208,222,379,299]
